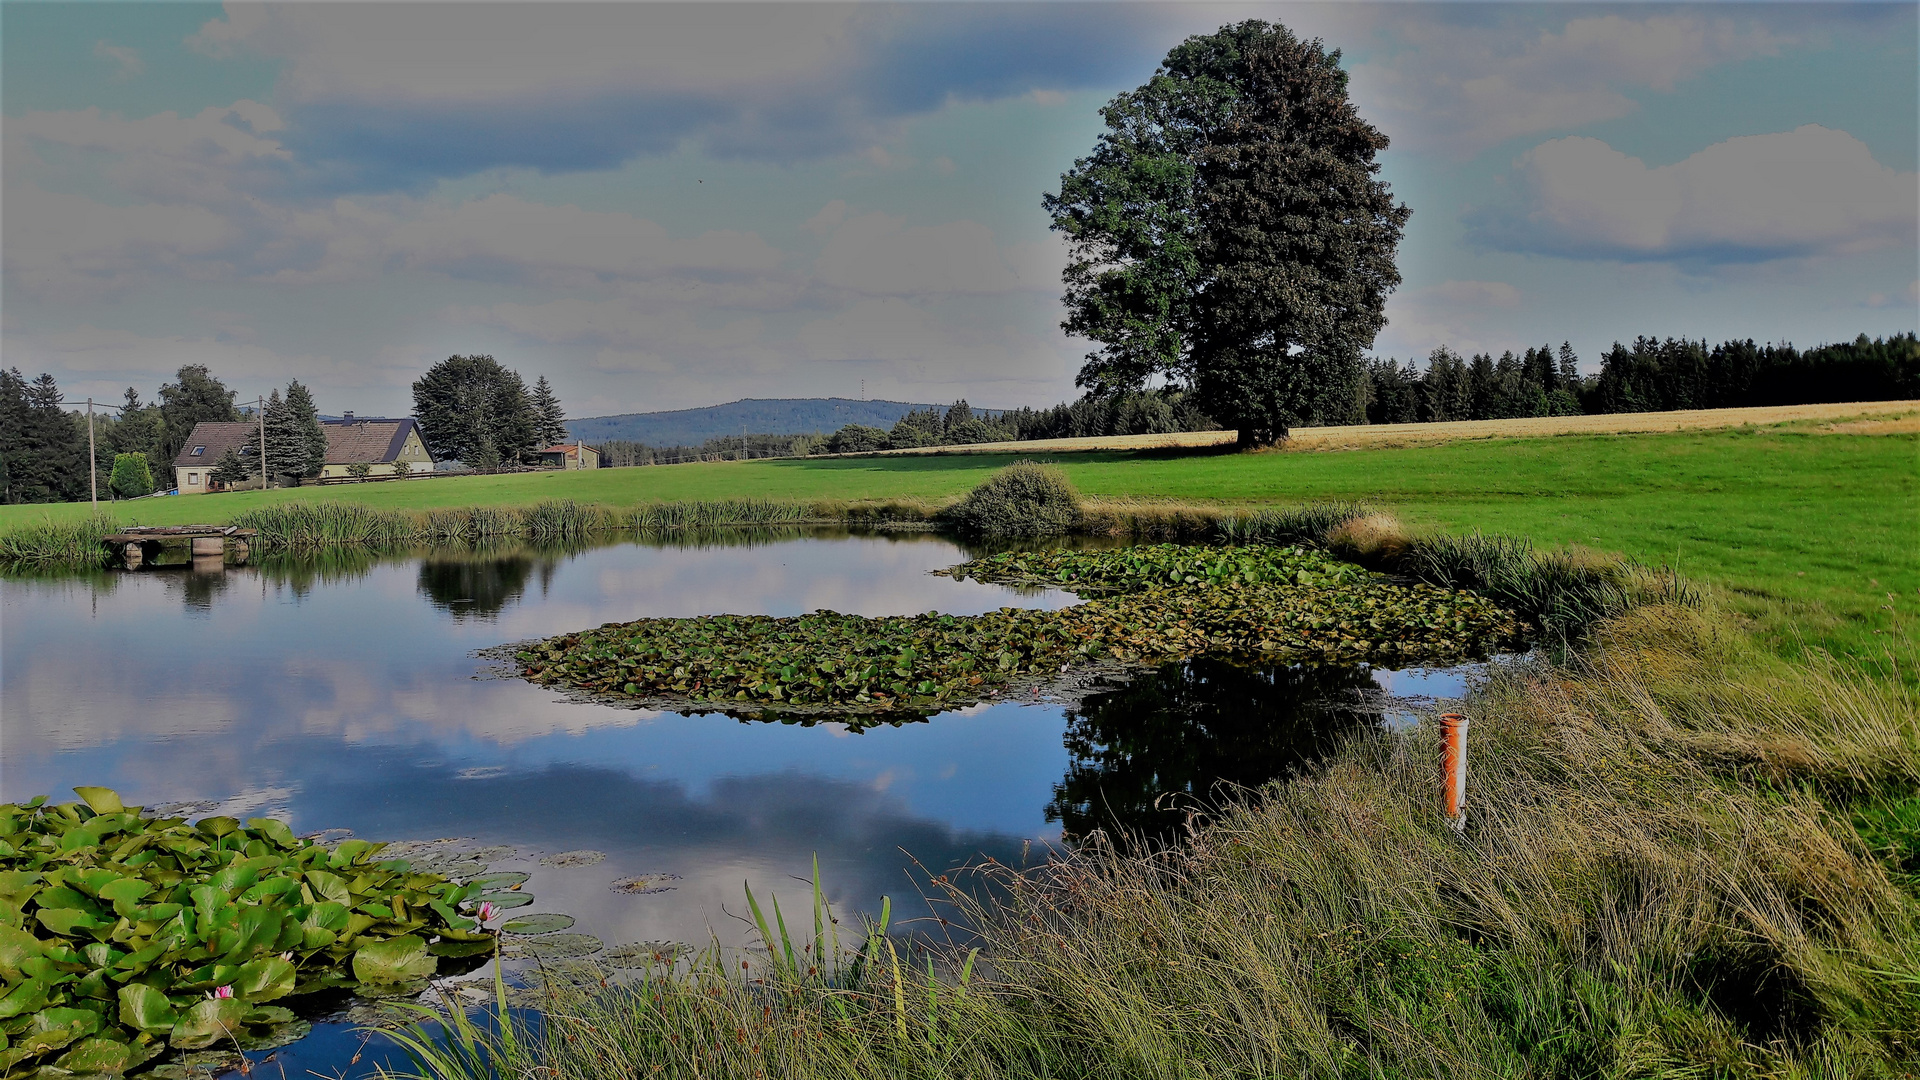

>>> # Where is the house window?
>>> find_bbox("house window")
[188,473,199,485]
[190,446,205,456]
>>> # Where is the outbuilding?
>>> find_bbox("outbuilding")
[537,442,600,470]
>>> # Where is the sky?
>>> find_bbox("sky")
[3,2,1915,419]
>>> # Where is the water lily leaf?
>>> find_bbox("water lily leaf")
[603,942,688,969]
[0,924,47,982]
[235,1017,310,1052]
[21,1006,103,1054]
[427,939,496,958]
[0,979,52,1020]
[352,936,436,984]
[245,818,297,848]
[466,872,529,891]
[0,871,42,904]
[118,984,178,1033]
[169,996,249,1050]
[500,914,572,935]
[538,850,604,869]
[242,1006,295,1026]
[94,879,152,906]
[233,956,295,1003]
[57,1034,153,1075]
[71,788,125,816]
[503,933,601,960]
[36,908,102,937]
[477,891,533,909]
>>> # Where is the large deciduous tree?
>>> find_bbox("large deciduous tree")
[1045,20,1409,445]
[158,365,240,465]
[411,355,538,472]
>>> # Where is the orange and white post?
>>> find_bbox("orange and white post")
[1440,712,1469,832]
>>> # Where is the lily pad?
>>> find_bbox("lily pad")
[610,874,682,895]
[352,935,437,984]
[503,933,602,960]
[235,1017,312,1052]
[477,891,534,909]
[500,913,572,935]
[468,872,530,890]
[463,846,518,863]
[428,938,498,958]
[604,941,689,969]
[170,996,249,1050]
[539,850,605,869]
[117,983,178,1033]
[55,1035,155,1075]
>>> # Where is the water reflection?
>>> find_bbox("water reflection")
[1050,659,1388,840]
[418,551,553,619]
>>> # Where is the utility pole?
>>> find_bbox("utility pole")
[87,398,98,509]
[257,395,269,493]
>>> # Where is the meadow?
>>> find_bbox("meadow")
[5,417,1910,671]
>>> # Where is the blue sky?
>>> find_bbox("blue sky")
[4,2,1914,418]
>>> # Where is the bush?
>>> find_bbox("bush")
[945,461,1080,537]
[825,424,890,454]
[346,462,374,480]
[108,452,153,498]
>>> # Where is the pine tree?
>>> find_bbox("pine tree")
[0,369,29,504]
[529,376,568,447]
[211,447,251,488]
[6,373,89,503]
[412,355,537,469]
[282,380,330,477]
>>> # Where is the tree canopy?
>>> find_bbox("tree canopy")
[263,380,329,480]
[412,355,538,471]
[157,365,240,465]
[530,376,569,448]
[1045,20,1409,445]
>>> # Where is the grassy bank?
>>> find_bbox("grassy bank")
[393,603,1920,1079]
[2,424,1908,667]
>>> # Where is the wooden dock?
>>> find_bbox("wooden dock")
[103,526,258,568]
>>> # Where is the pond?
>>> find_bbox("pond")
[0,531,1492,1077]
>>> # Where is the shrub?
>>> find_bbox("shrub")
[944,461,1080,537]
[346,462,374,480]
[825,424,890,454]
[108,452,153,498]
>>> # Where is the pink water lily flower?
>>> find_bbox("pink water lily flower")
[212,986,234,999]
[476,901,500,925]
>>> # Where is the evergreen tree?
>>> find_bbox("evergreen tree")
[412,355,538,470]
[211,447,252,488]
[944,400,975,433]
[109,453,154,499]
[109,387,162,461]
[529,376,569,447]
[157,364,240,465]
[5,373,88,503]
[282,380,330,477]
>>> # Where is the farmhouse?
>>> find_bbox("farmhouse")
[317,415,434,480]
[537,442,600,470]
[171,414,435,493]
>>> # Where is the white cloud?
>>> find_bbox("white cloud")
[1469,125,1918,263]
[814,211,1021,296]
[1863,281,1920,310]
[1350,14,1792,156]
[93,41,144,80]
[1375,280,1527,358]
[3,184,239,297]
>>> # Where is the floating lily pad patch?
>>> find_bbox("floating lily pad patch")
[469,871,530,890]
[0,788,510,1077]
[610,874,682,895]
[603,942,689,969]
[500,914,573,935]
[539,850,605,869]
[477,890,535,909]
[515,544,1528,716]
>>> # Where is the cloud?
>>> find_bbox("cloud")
[5,324,343,384]
[1350,13,1792,156]
[1374,280,1527,358]
[1467,126,1918,264]
[93,41,144,80]
[177,3,1178,186]
[1863,281,1920,310]
[813,211,1022,296]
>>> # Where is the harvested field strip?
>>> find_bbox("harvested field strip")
[846,399,1920,457]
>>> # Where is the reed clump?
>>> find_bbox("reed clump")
[0,513,119,569]
[383,607,1920,1080]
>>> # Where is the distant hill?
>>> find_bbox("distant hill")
[564,398,997,447]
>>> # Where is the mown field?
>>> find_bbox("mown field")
[5,420,1910,670]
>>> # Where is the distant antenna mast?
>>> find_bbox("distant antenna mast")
[859,379,866,401]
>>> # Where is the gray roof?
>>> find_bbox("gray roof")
[322,418,427,465]
[172,423,259,467]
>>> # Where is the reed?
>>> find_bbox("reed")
[0,513,120,570]
[380,607,1920,1080]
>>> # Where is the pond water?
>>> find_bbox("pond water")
[0,531,1490,1077]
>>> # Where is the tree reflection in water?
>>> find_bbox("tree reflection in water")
[416,551,557,619]
[1049,658,1384,842]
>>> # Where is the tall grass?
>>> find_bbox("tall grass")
[0,514,120,570]
[380,607,1920,1079]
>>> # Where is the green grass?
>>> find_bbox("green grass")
[3,428,1911,666]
